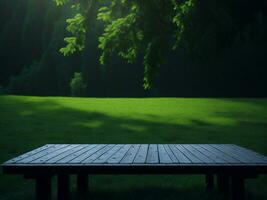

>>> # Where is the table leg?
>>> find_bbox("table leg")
[217,174,230,194]
[205,174,214,190]
[77,173,88,195]
[231,176,245,200]
[36,175,52,200]
[57,174,70,200]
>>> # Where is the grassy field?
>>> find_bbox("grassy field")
[0,95,267,200]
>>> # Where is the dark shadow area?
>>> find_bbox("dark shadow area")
[86,187,221,200]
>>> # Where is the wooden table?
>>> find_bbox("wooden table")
[2,144,267,200]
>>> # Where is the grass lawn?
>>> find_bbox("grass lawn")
[0,95,267,200]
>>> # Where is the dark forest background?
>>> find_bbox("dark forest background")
[0,0,267,97]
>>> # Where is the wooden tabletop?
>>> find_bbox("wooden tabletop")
[3,144,267,174]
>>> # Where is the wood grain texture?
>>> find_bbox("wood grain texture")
[120,145,140,164]
[3,144,267,173]
[107,145,131,164]
[146,144,159,164]
[133,144,148,164]
[158,145,172,164]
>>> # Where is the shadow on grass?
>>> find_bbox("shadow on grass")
[86,187,267,200]
[1,96,267,157]
[86,187,221,200]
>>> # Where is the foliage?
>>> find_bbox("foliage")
[0,85,6,95]
[8,63,40,95]
[53,0,267,91]
[60,13,86,56]
[54,0,195,89]
[70,72,87,96]
[1,0,267,97]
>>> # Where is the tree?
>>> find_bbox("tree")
[1,0,266,97]
[54,0,195,89]
[70,72,87,96]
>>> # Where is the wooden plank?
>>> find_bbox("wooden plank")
[57,145,97,163]
[223,144,261,162]
[228,145,267,163]
[82,145,115,163]
[232,145,267,160]
[200,144,241,163]
[106,145,131,164]
[93,145,124,164]
[211,144,253,163]
[18,145,69,164]
[133,144,148,163]
[158,144,172,163]
[46,145,88,164]
[4,144,267,167]
[31,145,78,163]
[175,145,203,163]
[231,145,267,162]
[146,144,159,163]
[5,145,54,164]
[163,145,179,163]
[70,145,106,163]
[184,144,216,163]
[192,145,228,163]
[169,145,191,163]
[120,145,140,164]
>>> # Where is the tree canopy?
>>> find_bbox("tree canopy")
[54,0,195,89]
[1,0,266,97]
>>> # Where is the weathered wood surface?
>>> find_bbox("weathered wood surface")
[2,144,267,175]
[3,144,267,165]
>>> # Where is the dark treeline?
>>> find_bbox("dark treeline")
[0,0,267,97]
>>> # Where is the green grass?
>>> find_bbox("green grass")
[0,95,267,200]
